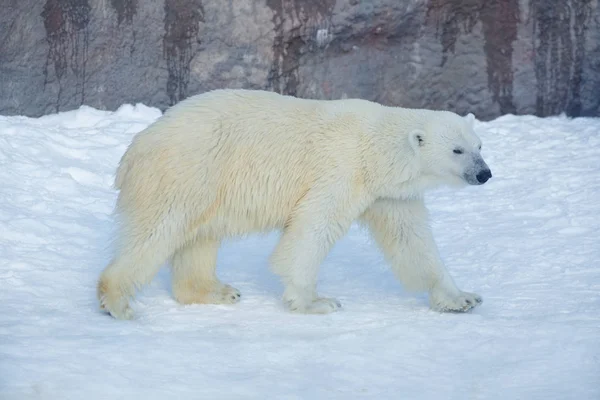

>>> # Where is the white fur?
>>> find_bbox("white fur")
[97,89,487,319]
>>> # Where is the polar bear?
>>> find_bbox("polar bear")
[97,89,492,320]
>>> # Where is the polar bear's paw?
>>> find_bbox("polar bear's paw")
[99,293,135,320]
[282,284,342,314]
[215,284,242,304]
[430,289,482,313]
[174,283,241,305]
[98,277,135,320]
[285,296,342,314]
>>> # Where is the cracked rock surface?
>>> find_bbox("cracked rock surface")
[1,0,599,119]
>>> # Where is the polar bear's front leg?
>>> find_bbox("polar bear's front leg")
[360,198,482,312]
[270,186,359,314]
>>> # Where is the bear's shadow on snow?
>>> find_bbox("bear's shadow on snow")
[146,227,421,309]
[151,233,284,301]
[321,227,427,307]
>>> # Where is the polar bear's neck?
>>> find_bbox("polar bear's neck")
[361,107,442,200]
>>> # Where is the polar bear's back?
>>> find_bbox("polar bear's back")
[114,90,369,237]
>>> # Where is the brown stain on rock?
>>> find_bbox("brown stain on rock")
[41,0,91,112]
[426,0,481,66]
[531,0,592,117]
[480,1,519,115]
[426,0,519,115]
[266,0,336,96]
[163,0,205,105]
[110,0,138,25]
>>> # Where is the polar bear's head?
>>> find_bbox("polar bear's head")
[409,112,492,187]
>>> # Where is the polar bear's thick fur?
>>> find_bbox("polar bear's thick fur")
[98,89,492,319]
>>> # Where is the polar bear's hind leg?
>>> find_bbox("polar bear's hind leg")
[171,237,241,305]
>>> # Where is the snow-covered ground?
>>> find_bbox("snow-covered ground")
[1,104,598,400]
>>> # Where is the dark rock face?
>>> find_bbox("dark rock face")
[426,0,520,115]
[41,0,91,111]
[163,0,205,106]
[1,0,598,120]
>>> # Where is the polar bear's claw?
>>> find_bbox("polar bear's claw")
[204,284,242,305]
[223,285,242,303]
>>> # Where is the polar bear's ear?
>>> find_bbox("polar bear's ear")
[408,129,425,152]
[465,113,476,126]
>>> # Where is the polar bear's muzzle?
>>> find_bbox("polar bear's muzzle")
[464,156,492,185]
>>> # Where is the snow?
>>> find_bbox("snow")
[1,104,599,400]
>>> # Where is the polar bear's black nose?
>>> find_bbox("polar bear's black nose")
[476,168,492,184]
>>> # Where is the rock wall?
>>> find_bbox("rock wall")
[1,0,599,120]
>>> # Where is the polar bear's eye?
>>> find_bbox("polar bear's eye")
[453,148,464,154]
[478,145,482,150]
